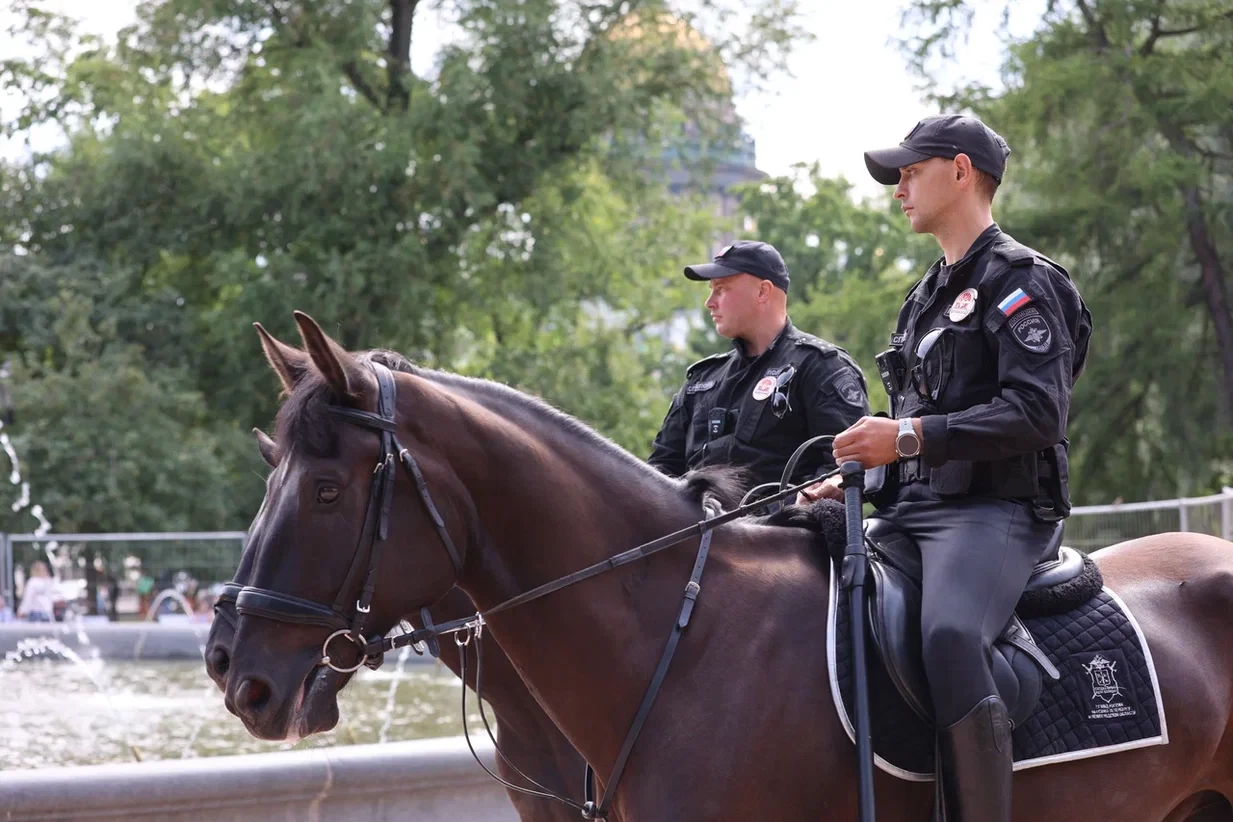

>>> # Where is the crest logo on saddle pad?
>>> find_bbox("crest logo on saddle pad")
[1083,654,1124,704]
[752,376,776,401]
[1071,649,1139,722]
[947,287,978,322]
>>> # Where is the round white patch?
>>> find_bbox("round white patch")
[948,287,979,322]
[752,376,776,401]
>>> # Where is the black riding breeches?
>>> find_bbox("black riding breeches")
[868,484,1057,727]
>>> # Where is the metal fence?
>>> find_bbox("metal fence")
[1,531,246,619]
[3,487,1232,612]
[1065,487,1233,553]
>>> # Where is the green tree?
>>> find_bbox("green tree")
[0,257,252,535]
[0,0,811,530]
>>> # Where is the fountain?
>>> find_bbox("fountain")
[143,588,202,623]
[0,362,499,821]
[3,635,144,762]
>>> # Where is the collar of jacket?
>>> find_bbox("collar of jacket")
[924,221,1004,291]
[731,317,794,362]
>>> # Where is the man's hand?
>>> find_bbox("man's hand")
[831,416,920,469]
[797,474,843,504]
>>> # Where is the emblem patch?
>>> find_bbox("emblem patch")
[1071,650,1139,722]
[947,287,978,322]
[834,371,866,408]
[1009,307,1052,354]
[752,376,776,401]
[685,380,716,394]
[997,286,1032,317]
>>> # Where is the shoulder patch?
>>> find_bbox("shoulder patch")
[685,350,731,377]
[794,337,838,357]
[1007,306,1053,354]
[833,370,867,408]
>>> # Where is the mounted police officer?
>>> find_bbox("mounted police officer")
[799,115,1092,820]
[648,240,869,494]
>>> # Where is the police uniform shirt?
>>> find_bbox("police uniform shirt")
[884,222,1092,504]
[648,319,870,487]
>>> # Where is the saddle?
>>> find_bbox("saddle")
[855,518,1103,729]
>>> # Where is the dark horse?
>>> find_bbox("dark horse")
[221,312,1233,820]
[203,344,591,822]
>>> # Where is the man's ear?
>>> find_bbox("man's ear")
[954,153,974,187]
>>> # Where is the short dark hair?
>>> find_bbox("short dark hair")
[974,168,1001,202]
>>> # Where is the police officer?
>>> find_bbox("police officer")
[798,115,1092,820]
[647,240,869,492]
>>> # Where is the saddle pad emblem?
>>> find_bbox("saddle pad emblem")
[752,376,776,401]
[947,287,978,322]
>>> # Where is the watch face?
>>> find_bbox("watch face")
[897,432,920,457]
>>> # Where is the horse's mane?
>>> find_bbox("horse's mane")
[681,464,755,511]
[274,347,756,511]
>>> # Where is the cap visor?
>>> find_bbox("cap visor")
[863,146,933,185]
[683,261,743,281]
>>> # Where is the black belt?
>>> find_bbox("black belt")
[897,458,929,484]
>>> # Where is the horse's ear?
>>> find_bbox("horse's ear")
[253,428,278,468]
[254,322,311,394]
[292,311,372,400]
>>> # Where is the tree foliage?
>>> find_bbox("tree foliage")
[0,0,809,535]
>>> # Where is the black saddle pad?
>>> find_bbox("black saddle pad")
[826,565,1169,780]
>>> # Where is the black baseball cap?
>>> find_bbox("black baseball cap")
[863,114,1011,186]
[684,240,790,293]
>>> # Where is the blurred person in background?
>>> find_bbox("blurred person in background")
[17,560,56,622]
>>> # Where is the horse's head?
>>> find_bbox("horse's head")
[224,311,467,741]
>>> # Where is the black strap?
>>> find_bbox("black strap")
[212,582,242,629]
[329,407,398,431]
[236,588,351,630]
[581,499,720,818]
[397,442,464,574]
[418,606,442,658]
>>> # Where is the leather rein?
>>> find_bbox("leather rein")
[232,360,837,819]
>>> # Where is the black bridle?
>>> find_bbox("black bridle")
[232,359,837,818]
[235,362,463,674]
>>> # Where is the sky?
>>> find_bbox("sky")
[0,0,1042,201]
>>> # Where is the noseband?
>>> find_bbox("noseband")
[234,362,463,673]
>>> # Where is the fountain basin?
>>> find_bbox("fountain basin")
[0,735,518,821]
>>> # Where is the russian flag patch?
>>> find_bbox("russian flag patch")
[997,287,1032,316]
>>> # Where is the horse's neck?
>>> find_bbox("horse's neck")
[449,413,706,769]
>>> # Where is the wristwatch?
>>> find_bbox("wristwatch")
[895,417,922,458]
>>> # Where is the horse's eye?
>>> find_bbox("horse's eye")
[316,485,340,504]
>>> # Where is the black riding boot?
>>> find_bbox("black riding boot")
[930,695,1013,821]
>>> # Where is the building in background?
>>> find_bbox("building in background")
[606,10,768,254]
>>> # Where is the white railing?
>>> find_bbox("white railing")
[1065,487,1233,553]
